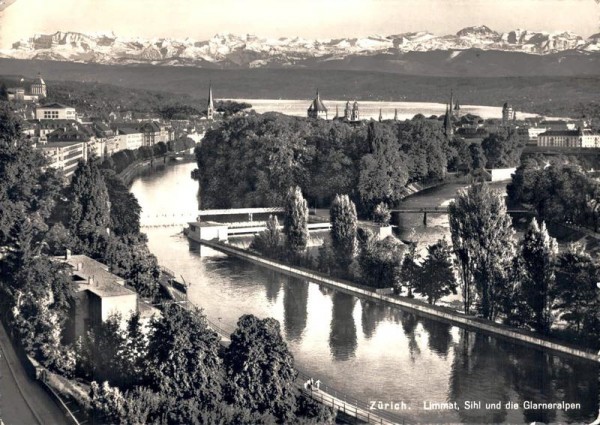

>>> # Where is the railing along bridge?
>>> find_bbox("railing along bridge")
[393,206,533,225]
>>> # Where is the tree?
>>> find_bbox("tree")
[8,256,75,374]
[102,170,142,235]
[250,215,282,258]
[86,314,127,383]
[554,244,600,345]
[399,243,421,297]
[0,117,60,250]
[358,232,406,289]
[468,143,487,170]
[89,381,127,425]
[0,102,22,142]
[67,160,111,238]
[372,202,391,226]
[449,183,517,319]
[520,219,558,333]
[481,129,523,168]
[146,304,223,408]
[0,83,8,101]
[329,194,358,270]
[283,186,308,257]
[120,312,148,389]
[416,238,458,305]
[224,314,298,423]
[506,159,541,205]
[357,122,408,212]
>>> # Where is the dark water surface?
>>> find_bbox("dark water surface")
[130,162,599,424]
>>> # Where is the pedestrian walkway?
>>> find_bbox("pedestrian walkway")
[0,321,66,424]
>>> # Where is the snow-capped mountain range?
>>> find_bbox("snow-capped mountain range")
[2,25,600,68]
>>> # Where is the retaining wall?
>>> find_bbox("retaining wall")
[199,239,600,363]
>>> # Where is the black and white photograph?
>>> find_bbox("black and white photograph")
[0,0,599,423]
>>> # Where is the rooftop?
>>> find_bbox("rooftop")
[40,141,85,148]
[37,103,75,110]
[539,130,582,137]
[308,92,328,112]
[57,254,134,298]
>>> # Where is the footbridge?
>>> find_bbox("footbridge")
[140,207,286,229]
[392,207,534,226]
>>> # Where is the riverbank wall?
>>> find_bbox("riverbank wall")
[198,238,600,364]
[118,154,196,186]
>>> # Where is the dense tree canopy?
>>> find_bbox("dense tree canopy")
[358,233,407,289]
[329,194,358,270]
[196,113,450,215]
[283,186,309,256]
[67,160,111,238]
[449,183,517,318]
[224,314,298,423]
[481,129,523,168]
[146,304,223,408]
[508,162,600,230]
[553,245,600,347]
[519,219,557,334]
[416,239,458,305]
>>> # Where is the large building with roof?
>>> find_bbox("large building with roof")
[7,73,47,103]
[537,128,600,148]
[39,141,87,178]
[35,103,77,120]
[307,91,328,120]
[30,74,47,98]
[56,251,160,340]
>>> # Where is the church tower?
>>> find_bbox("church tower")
[344,101,352,121]
[31,73,47,98]
[443,105,453,137]
[453,98,461,119]
[307,90,328,120]
[351,101,360,121]
[502,102,514,127]
[207,83,215,120]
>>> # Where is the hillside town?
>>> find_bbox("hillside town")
[3,74,213,177]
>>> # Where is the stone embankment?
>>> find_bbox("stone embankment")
[198,238,600,364]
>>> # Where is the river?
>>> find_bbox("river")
[130,161,599,424]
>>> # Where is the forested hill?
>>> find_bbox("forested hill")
[1,58,600,119]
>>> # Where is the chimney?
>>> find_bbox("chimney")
[76,262,82,271]
[88,276,94,286]
[65,249,71,260]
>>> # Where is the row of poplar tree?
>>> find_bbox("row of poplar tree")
[251,184,600,349]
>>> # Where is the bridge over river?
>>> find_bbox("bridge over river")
[392,206,534,226]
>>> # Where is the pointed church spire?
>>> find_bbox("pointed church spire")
[444,105,453,137]
[378,108,383,122]
[334,104,339,119]
[394,108,398,121]
[207,82,214,120]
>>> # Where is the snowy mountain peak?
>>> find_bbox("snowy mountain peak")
[3,26,599,69]
[456,25,498,37]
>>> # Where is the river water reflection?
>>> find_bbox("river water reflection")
[131,162,598,424]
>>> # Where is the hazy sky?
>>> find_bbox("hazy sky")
[1,0,599,48]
